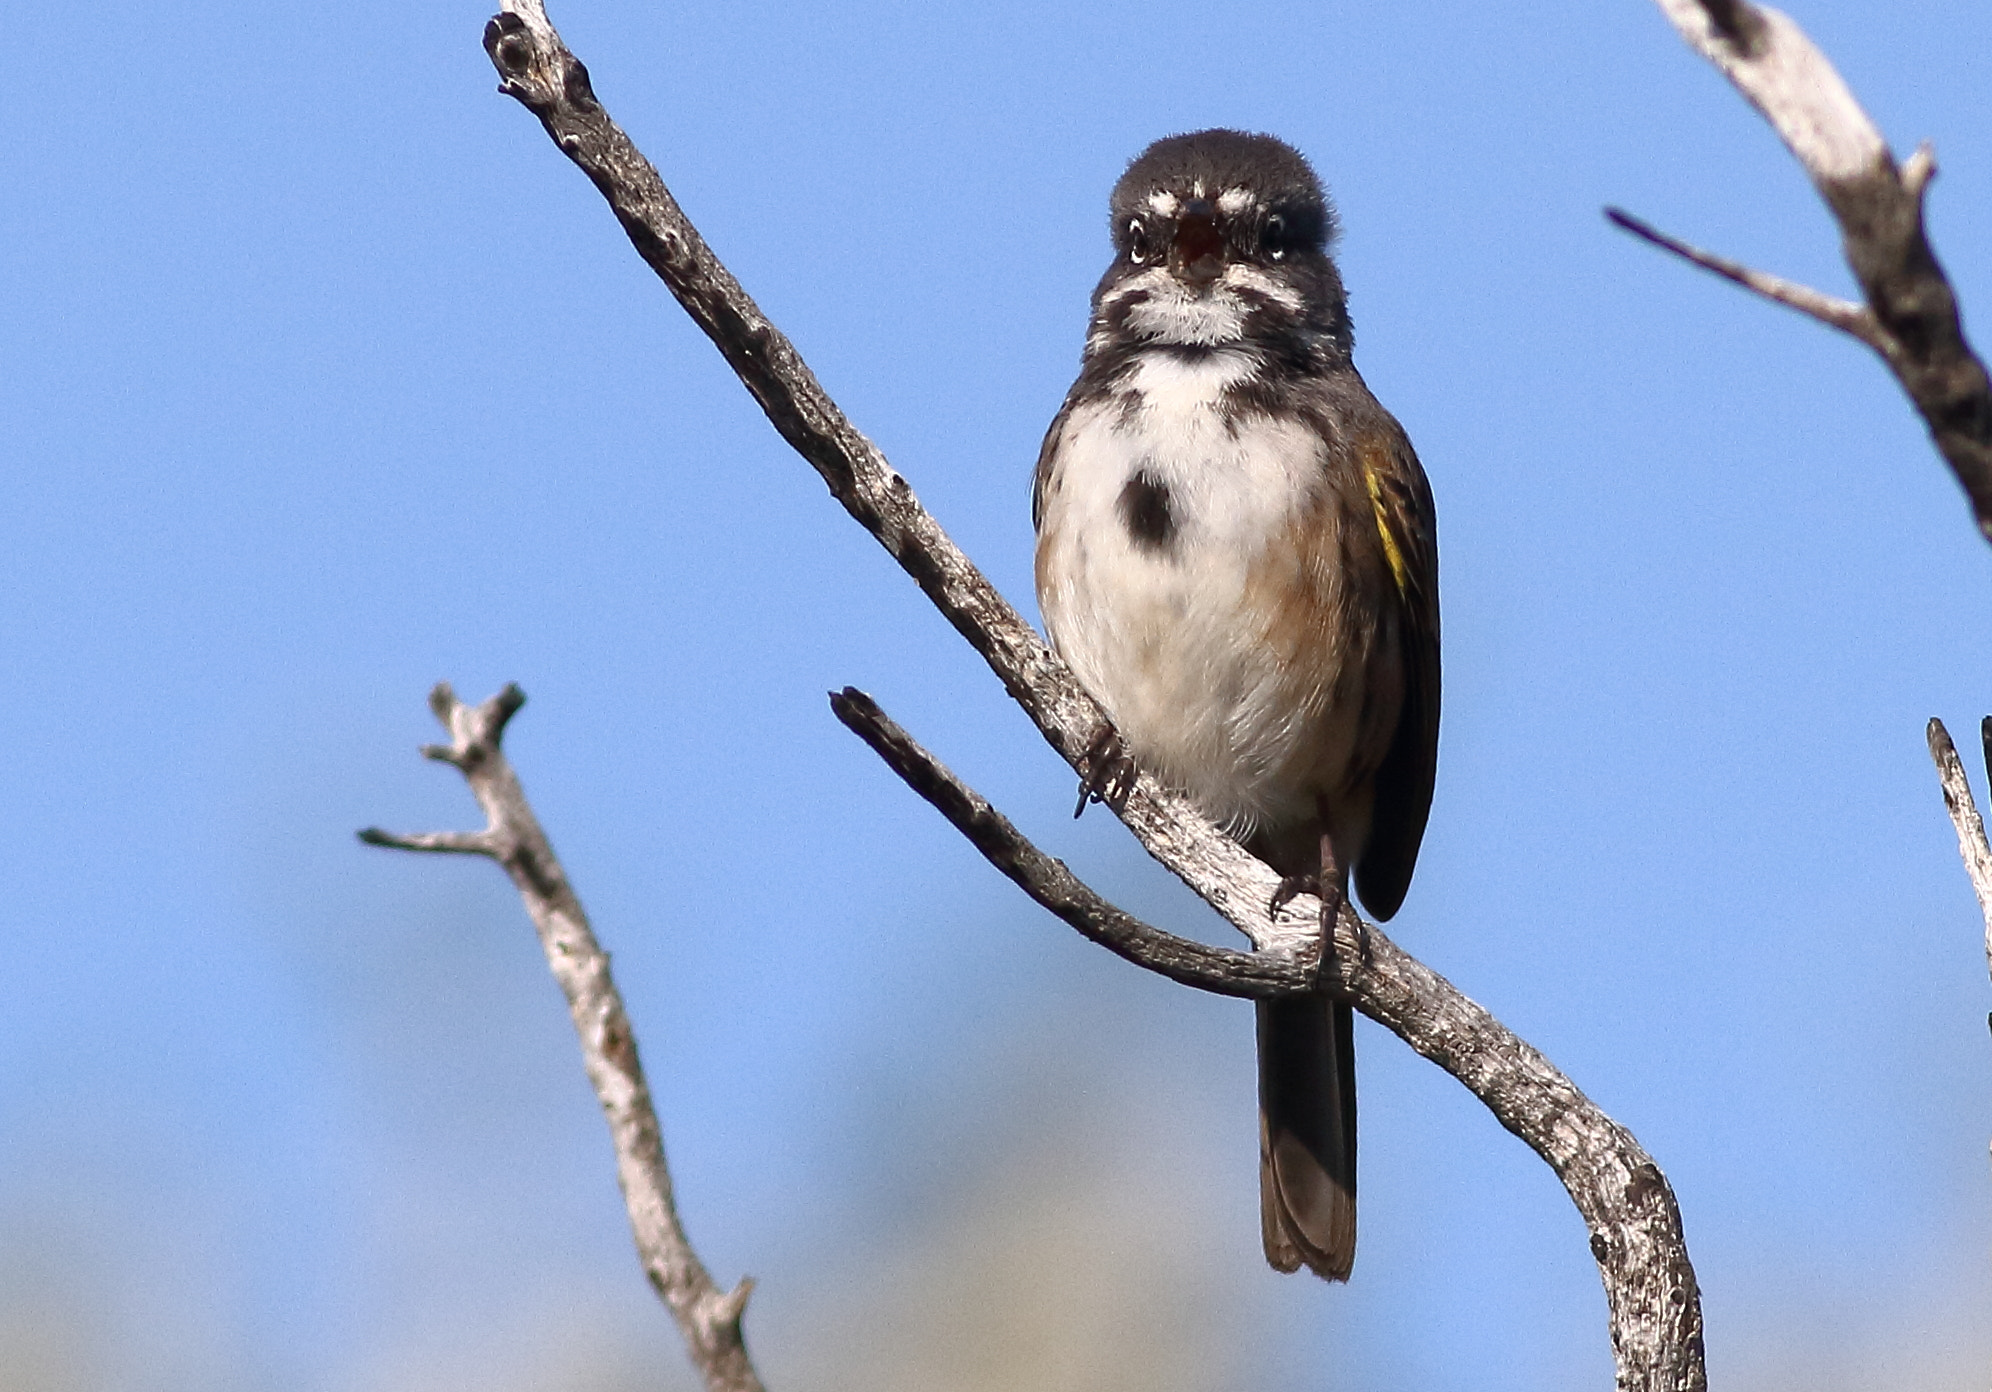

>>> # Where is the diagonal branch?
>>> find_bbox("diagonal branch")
[830,687,1315,999]
[1604,207,1884,351]
[356,828,498,855]
[477,6,1705,1388]
[477,0,1305,965]
[362,683,765,1392]
[1637,0,1992,542]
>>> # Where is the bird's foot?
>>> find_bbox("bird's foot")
[1317,880,1350,970]
[1266,875,1350,983]
[1312,823,1364,971]
[1073,724,1138,817]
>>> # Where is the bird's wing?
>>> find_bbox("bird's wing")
[1030,398,1076,534]
[1353,423,1440,922]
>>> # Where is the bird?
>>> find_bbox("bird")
[1031,130,1439,1282]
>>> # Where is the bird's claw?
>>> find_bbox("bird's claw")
[1269,873,1364,978]
[1267,872,1320,920]
[1073,724,1138,817]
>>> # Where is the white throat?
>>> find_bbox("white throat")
[1103,263,1306,348]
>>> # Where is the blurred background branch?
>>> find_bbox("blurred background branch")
[362,684,765,1392]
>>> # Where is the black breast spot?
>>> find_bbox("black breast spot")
[1117,469,1177,553]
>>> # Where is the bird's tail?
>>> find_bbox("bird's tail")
[1257,993,1357,1281]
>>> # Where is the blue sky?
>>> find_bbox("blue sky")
[3,2,1990,1389]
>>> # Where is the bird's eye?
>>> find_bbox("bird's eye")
[1263,213,1288,260]
[1127,218,1152,265]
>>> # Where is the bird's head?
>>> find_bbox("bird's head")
[1093,129,1349,355]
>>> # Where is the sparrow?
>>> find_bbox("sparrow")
[1032,130,1439,1282]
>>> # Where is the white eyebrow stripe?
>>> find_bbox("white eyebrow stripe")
[1217,188,1255,215]
[1145,190,1180,217]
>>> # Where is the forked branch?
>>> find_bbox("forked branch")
[361,684,765,1392]
[471,6,1706,1387]
[1626,0,1992,541]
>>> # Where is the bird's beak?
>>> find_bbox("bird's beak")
[1171,200,1224,286]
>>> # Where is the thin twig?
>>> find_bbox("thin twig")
[1642,0,1992,543]
[1928,719,1992,987]
[362,683,765,1392]
[478,7,1704,1388]
[1604,207,1885,351]
[355,828,497,855]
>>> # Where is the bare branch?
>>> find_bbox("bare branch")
[1604,207,1884,350]
[1641,0,1992,542]
[479,8,1705,1387]
[1928,719,1992,987]
[1982,717,1992,992]
[362,683,766,1392]
[355,827,497,856]
[830,687,1316,999]
[1653,0,1884,180]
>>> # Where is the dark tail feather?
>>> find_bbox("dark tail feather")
[1257,994,1357,1281]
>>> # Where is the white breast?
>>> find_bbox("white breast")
[1035,351,1354,835]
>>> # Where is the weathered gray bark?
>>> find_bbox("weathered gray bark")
[361,685,764,1392]
[1926,719,1992,993]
